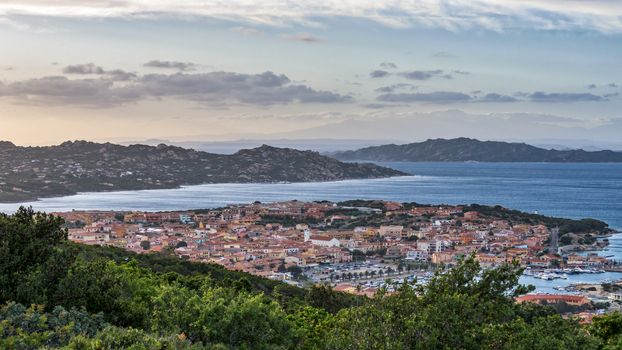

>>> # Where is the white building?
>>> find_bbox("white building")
[304,230,340,247]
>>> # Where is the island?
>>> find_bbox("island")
[0,141,406,202]
[331,137,622,162]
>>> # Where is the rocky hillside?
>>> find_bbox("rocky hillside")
[332,138,622,162]
[0,141,405,202]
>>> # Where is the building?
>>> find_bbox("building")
[379,225,404,237]
[515,294,590,306]
[304,230,340,247]
[384,245,403,260]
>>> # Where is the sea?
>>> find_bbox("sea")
[1,162,621,293]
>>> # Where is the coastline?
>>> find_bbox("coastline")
[0,173,413,205]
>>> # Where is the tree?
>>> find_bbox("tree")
[277,262,287,273]
[0,303,107,349]
[0,207,67,303]
[288,306,333,350]
[589,312,622,348]
[140,240,151,250]
[352,249,366,262]
[286,265,304,280]
[326,255,598,350]
[149,284,201,337]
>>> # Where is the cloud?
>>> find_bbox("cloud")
[477,93,518,103]
[0,16,30,31]
[361,103,396,109]
[0,70,351,108]
[528,91,606,103]
[374,83,417,93]
[232,26,262,36]
[144,60,197,71]
[62,63,136,81]
[370,70,390,78]
[143,60,197,72]
[375,90,519,104]
[285,33,321,43]
[0,76,143,107]
[609,83,619,88]
[399,70,452,81]
[452,70,470,75]
[503,113,582,124]
[3,1,622,33]
[63,63,105,75]
[377,91,471,104]
[105,69,138,82]
[379,62,397,69]
[587,84,597,89]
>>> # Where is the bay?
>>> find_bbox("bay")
[2,162,621,293]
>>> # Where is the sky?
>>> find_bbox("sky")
[0,1,621,146]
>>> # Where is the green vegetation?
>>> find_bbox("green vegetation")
[3,207,622,349]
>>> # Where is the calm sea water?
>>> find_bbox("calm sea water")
[1,162,621,293]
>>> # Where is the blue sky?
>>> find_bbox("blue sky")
[0,1,621,145]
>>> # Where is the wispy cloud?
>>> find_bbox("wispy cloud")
[528,91,606,103]
[63,63,105,75]
[379,62,397,69]
[1,1,622,33]
[477,93,517,103]
[232,26,262,36]
[376,90,611,105]
[63,63,137,81]
[285,33,321,43]
[144,60,197,72]
[377,91,471,104]
[399,70,452,81]
[370,70,390,78]
[374,83,417,93]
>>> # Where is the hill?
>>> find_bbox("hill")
[2,207,619,349]
[0,141,405,202]
[332,137,622,162]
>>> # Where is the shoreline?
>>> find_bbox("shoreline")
[0,174,414,205]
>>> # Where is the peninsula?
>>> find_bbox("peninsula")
[0,141,405,202]
[332,138,622,162]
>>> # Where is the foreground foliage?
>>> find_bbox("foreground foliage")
[1,207,622,349]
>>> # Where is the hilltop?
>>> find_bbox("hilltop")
[332,138,622,162]
[0,141,405,202]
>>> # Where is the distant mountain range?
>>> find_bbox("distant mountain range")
[331,138,622,162]
[0,141,405,202]
[118,138,398,154]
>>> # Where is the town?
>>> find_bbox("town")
[57,200,619,303]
